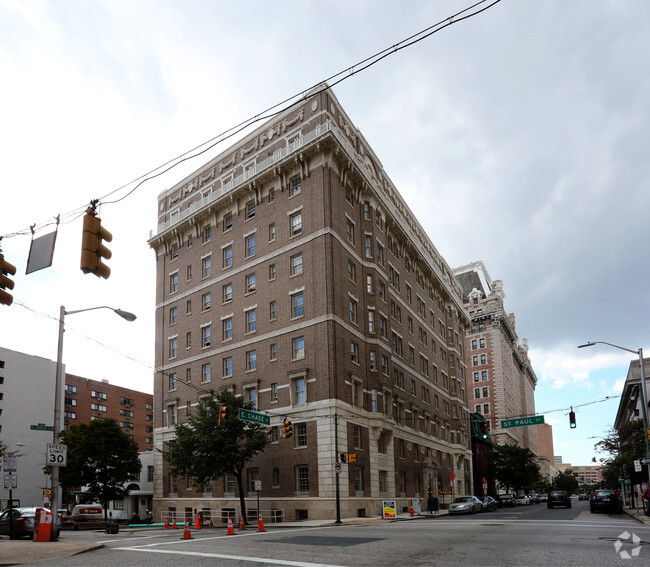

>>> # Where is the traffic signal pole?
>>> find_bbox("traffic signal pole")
[334,412,341,524]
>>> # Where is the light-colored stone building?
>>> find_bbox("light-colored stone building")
[148,86,473,522]
[453,261,538,456]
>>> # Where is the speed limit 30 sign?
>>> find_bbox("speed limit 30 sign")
[46,443,67,467]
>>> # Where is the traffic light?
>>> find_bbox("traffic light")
[218,404,228,425]
[283,419,293,438]
[481,422,489,439]
[569,411,576,429]
[348,453,357,463]
[0,252,16,306]
[80,206,112,279]
[340,453,347,463]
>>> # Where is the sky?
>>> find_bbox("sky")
[1,0,649,469]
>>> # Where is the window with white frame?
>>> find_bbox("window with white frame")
[202,292,211,311]
[223,317,233,341]
[202,256,211,278]
[223,283,232,303]
[292,336,305,360]
[201,325,211,347]
[245,234,256,258]
[202,362,211,382]
[290,210,302,236]
[223,246,232,268]
[246,309,257,333]
[291,292,304,318]
[290,253,303,276]
[223,357,232,377]
[246,350,257,371]
[245,273,256,294]
[290,177,302,196]
[296,422,307,446]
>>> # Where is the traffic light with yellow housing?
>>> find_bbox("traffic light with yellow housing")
[481,422,489,439]
[0,252,16,306]
[80,206,112,279]
[218,404,228,425]
[283,419,293,438]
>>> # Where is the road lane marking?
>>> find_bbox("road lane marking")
[114,546,350,566]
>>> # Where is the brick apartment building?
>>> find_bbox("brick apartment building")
[148,86,473,521]
[64,374,154,451]
[453,261,539,456]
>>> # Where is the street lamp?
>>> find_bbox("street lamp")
[578,341,650,485]
[52,305,137,512]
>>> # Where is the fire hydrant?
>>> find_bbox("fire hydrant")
[409,506,414,517]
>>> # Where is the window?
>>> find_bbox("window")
[352,380,362,408]
[271,383,278,402]
[292,336,305,359]
[202,292,211,311]
[295,377,306,404]
[474,372,480,382]
[296,422,307,446]
[168,404,177,426]
[223,283,232,303]
[247,388,257,410]
[223,212,232,231]
[379,470,388,493]
[269,188,275,203]
[378,281,386,301]
[246,309,257,333]
[474,388,480,399]
[350,341,359,363]
[187,264,193,281]
[272,467,280,487]
[290,253,303,276]
[185,367,191,382]
[246,350,257,371]
[480,354,487,365]
[169,373,177,390]
[269,301,277,320]
[363,202,371,219]
[483,403,489,414]
[347,261,356,282]
[366,274,374,294]
[223,317,233,341]
[202,363,211,382]
[186,299,192,314]
[169,337,178,359]
[377,243,384,265]
[169,306,178,325]
[482,371,488,381]
[482,386,488,397]
[202,256,211,278]
[291,292,304,318]
[202,225,211,243]
[345,186,353,204]
[368,310,375,333]
[471,339,477,350]
[245,273,256,294]
[245,234,256,257]
[170,273,178,293]
[290,211,302,236]
[296,465,309,493]
[480,338,486,348]
[269,263,276,280]
[269,223,276,242]
[246,201,256,219]
[290,177,302,196]
[270,343,277,361]
[346,219,354,243]
[201,325,211,347]
[223,357,232,377]
[223,246,232,268]
[349,298,358,323]
[170,242,179,260]
[365,235,372,257]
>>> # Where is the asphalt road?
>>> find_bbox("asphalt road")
[40,501,650,567]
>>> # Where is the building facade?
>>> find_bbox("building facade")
[148,87,473,521]
[453,261,538,456]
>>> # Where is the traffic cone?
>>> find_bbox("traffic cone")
[257,511,265,532]
[164,517,169,529]
[194,516,201,530]
[239,516,246,530]
[209,517,214,527]
[172,517,178,529]
[226,516,236,535]
[181,520,193,540]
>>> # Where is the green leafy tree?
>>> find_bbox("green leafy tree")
[595,419,646,489]
[59,418,141,520]
[163,391,269,524]
[553,468,579,493]
[0,439,20,458]
[487,444,541,494]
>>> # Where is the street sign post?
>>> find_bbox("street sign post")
[500,415,545,429]
[4,473,17,489]
[640,457,650,465]
[46,443,67,467]
[238,408,271,426]
[2,458,17,473]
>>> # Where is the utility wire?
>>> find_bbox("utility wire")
[1,0,501,241]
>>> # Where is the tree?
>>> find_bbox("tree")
[0,439,20,459]
[595,419,646,489]
[553,469,579,493]
[163,391,269,524]
[59,418,141,521]
[487,444,541,494]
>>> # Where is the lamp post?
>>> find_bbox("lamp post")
[578,341,650,486]
[52,305,137,512]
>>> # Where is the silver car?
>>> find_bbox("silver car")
[448,496,483,515]
[0,507,62,539]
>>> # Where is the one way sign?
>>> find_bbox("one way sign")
[640,457,650,465]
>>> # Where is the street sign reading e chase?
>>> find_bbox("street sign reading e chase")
[501,415,545,429]
[238,408,270,426]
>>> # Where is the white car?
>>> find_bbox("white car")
[515,495,530,506]
[448,496,483,515]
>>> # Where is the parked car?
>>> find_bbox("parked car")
[515,494,531,506]
[67,503,104,529]
[0,507,62,539]
[537,493,548,502]
[448,496,483,515]
[479,496,498,512]
[578,493,589,501]
[547,490,571,508]
[496,494,516,507]
[590,489,623,514]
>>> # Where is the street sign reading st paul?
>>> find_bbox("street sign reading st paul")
[500,415,545,429]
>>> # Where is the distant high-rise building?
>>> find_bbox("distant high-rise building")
[148,86,473,521]
[453,261,538,456]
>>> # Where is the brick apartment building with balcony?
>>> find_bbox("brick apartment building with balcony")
[148,86,473,521]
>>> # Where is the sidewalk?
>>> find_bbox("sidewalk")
[624,505,650,525]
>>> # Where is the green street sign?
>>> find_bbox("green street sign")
[30,423,53,431]
[238,408,270,426]
[500,415,545,429]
